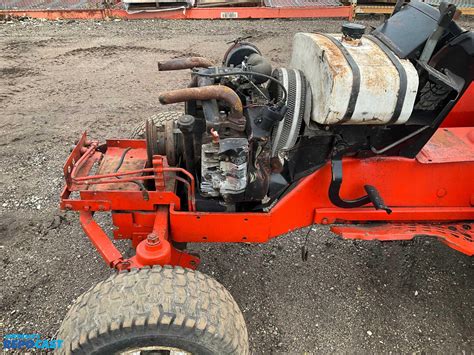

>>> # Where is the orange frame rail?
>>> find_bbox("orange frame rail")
[169,138,474,243]
[61,126,474,270]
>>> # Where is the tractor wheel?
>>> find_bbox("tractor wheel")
[130,111,181,139]
[58,266,248,355]
[414,80,451,112]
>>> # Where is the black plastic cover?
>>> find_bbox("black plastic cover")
[342,23,366,39]
[372,0,440,59]
[223,42,261,67]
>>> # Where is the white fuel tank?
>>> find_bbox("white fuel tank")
[290,33,419,125]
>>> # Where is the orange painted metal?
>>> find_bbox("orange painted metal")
[133,206,172,266]
[313,207,474,224]
[126,206,200,269]
[441,82,474,128]
[170,127,474,246]
[62,126,474,269]
[417,127,474,164]
[61,134,198,211]
[61,189,181,211]
[80,207,200,269]
[112,211,156,247]
[331,222,474,256]
[80,211,124,267]
[0,6,353,20]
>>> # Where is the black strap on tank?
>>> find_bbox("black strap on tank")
[367,35,408,124]
[319,34,360,123]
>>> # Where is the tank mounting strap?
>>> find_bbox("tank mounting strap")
[366,35,407,124]
[319,33,361,123]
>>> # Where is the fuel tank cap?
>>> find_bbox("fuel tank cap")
[342,23,366,39]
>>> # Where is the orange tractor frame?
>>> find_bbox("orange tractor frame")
[61,83,474,271]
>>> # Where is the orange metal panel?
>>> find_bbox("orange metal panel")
[441,82,474,128]
[66,127,474,266]
[331,222,473,256]
[170,127,474,243]
[314,207,474,224]
[62,190,181,211]
[80,211,124,266]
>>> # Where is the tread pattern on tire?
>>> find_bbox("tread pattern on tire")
[130,111,182,139]
[58,266,248,355]
[414,81,451,112]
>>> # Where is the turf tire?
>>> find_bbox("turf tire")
[130,111,182,139]
[57,266,249,355]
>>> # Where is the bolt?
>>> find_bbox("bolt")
[178,114,195,133]
[98,205,106,211]
[437,188,447,198]
[114,260,131,271]
[147,233,160,246]
[65,204,73,210]
[321,218,329,225]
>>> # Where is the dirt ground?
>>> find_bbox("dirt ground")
[0,16,473,353]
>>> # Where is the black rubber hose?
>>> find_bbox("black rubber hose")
[114,147,132,173]
[113,147,148,199]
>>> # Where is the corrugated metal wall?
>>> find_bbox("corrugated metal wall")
[0,0,110,10]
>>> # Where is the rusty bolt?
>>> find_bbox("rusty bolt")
[321,218,329,225]
[65,204,73,210]
[114,260,131,271]
[98,205,106,211]
[147,233,160,246]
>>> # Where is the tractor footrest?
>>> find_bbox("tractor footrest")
[331,222,474,256]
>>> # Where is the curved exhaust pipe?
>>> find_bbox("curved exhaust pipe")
[159,86,244,120]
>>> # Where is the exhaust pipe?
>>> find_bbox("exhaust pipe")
[159,86,244,120]
[158,57,214,71]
